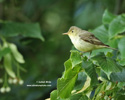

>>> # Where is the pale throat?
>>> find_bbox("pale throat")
[69,34,79,45]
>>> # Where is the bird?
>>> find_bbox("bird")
[63,26,115,53]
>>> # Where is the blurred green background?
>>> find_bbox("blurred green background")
[0,0,125,100]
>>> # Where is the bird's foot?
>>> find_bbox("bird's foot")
[80,51,92,61]
[80,52,84,57]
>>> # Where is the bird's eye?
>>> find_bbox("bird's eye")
[72,30,74,33]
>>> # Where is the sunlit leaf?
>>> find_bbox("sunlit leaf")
[57,75,78,99]
[70,93,89,100]
[4,53,16,78]
[64,59,72,71]
[8,43,25,64]
[70,50,82,68]
[57,59,81,99]
[50,90,58,100]
[76,76,91,94]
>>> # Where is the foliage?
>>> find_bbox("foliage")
[0,22,44,93]
[0,0,125,99]
[50,10,125,100]
[0,22,44,41]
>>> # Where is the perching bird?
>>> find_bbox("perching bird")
[63,26,114,52]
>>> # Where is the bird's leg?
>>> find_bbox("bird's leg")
[80,51,84,57]
[80,51,92,61]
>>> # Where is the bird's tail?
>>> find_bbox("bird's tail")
[106,46,118,50]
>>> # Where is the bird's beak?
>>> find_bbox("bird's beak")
[62,32,68,35]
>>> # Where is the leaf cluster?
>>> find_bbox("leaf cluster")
[50,10,125,100]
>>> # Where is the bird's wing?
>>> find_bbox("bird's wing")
[79,30,108,46]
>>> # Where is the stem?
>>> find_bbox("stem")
[3,72,8,87]
[17,63,20,78]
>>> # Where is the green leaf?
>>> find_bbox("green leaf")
[108,38,120,48]
[109,14,125,38]
[70,50,82,68]
[118,58,125,66]
[8,43,25,64]
[118,37,125,59]
[117,82,125,88]
[76,76,91,94]
[102,9,116,24]
[0,47,11,60]
[110,68,125,82]
[57,75,78,99]
[91,25,109,43]
[63,60,81,79]
[92,53,122,79]
[50,90,58,100]
[0,22,44,41]
[4,53,16,78]
[64,59,72,71]
[50,90,69,100]
[70,93,89,100]
[92,82,108,100]
[63,59,77,79]
[100,70,109,81]
[57,59,81,99]
[91,48,113,58]
[74,72,87,91]
[82,60,98,86]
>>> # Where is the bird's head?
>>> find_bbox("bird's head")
[63,26,81,37]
